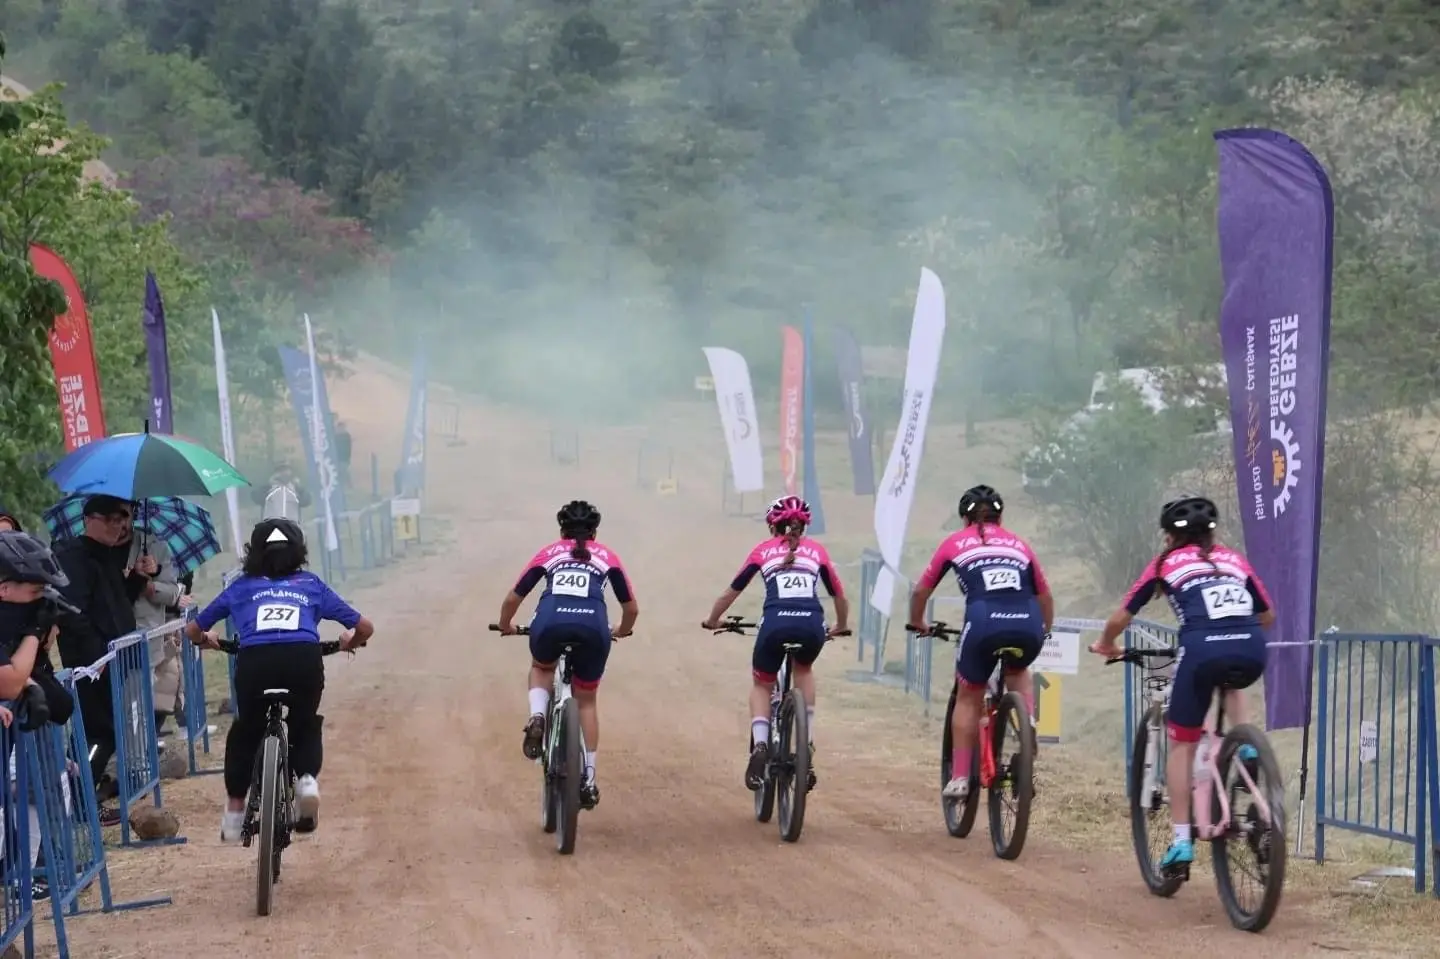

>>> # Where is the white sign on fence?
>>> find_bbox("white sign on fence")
[392,497,421,518]
[1359,719,1378,764]
[1035,630,1081,675]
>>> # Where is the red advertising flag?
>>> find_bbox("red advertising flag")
[29,243,107,451]
[779,325,804,496]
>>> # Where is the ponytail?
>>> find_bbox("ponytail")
[565,527,592,562]
[780,521,804,567]
[969,506,1001,544]
[1158,529,1217,573]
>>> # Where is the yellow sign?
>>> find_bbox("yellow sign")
[394,513,419,542]
[656,477,678,495]
[1033,673,1062,743]
[694,375,715,392]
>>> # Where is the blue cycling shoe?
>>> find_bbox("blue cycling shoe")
[1237,743,1261,791]
[1237,744,1259,761]
[1160,838,1194,877]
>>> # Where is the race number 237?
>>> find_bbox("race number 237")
[1201,584,1253,619]
[256,603,301,631]
[552,571,591,597]
[777,572,815,599]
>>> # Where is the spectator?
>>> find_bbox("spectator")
[0,507,21,532]
[251,463,311,522]
[54,495,154,827]
[333,419,353,491]
[117,522,190,744]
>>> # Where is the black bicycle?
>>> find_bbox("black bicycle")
[707,615,848,843]
[216,637,350,916]
[489,624,588,855]
[914,621,1036,860]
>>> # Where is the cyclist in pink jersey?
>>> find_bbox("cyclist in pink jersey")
[702,495,850,791]
[496,500,638,808]
[908,485,1054,803]
[1089,496,1273,873]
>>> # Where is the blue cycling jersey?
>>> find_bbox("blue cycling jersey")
[195,571,361,648]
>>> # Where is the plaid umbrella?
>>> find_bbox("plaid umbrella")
[43,495,222,576]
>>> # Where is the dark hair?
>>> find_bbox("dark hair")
[243,519,308,579]
[771,519,806,567]
[1157,496,1220,572]
[959,484,1003,543]
[563,526,593,561]
[1156,525,1217,574]
[83,494,131,518]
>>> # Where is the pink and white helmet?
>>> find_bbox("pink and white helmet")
[766,495,812,530]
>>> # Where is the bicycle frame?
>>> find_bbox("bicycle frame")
[544,649,582,768]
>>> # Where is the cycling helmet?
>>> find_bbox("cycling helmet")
[557,500,601,532]
[958,484,1003,520]
[0,531,68,587]
[1160,496,1219,533]
[251,517,305,550]
[766,495,812,529]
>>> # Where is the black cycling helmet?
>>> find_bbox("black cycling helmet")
[958,484,1004,521]
[251,517,306,552]
[0,531,68,587]
[556,500,601,533]
[1160,496,1219,534]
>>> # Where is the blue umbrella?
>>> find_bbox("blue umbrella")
[44,495,222,576]
[48,429,249,500]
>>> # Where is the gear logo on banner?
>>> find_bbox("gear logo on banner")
[1266,313,1302,517]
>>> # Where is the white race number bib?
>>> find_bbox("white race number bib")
[776,572,816,600]
[1202,583,1253,619]
[255,603,301,632]
[982,567,1022,592]
[552,571,592,597]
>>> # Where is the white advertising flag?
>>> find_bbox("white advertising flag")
[212,308,244,557]
[871,268,947,613]
[702,347,765,492]
[303,314,340,553]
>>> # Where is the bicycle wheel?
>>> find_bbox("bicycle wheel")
[777,688,809,843]
[754,721,777,823]
[987,692,1034,860]
[1212,724,1287,933]
[555,698,582,855]
[255,735,281,916]
[1129,704,1183,898]
[940,682,981,838]
[541,713,559,834]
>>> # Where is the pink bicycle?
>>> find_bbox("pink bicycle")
[1108,647,1287,933]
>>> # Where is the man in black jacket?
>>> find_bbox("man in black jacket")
[54,495,156,825]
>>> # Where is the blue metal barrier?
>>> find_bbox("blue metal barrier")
[856,550,886,674]
[36,671,170,956]
[1121,619,1177,782]
[1315,633,1428,893]
[103,633,184,848]
[1,705,36,958]
[179,635,221,778]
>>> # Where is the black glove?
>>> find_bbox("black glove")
[34,600,61,638]
[18,682,50,731]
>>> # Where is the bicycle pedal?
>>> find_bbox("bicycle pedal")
[1162,862,1191,882]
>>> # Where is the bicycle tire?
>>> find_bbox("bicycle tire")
[988,692,1034,860]
[940,683,980,838]
[777,688,809,843]
[256,735,280,917]
[555,698,582,855]
[1129,704,1183,898]
[754,718,777,823]
[1211,724,1287,933]
[540,724,559,835]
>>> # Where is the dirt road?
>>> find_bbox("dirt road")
[58,361,1353,958]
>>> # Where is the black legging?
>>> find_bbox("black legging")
[225,642,325,799]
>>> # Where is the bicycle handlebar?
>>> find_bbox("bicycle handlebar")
[704,614,850,638]
[1104,647,1180,666]
[489,623,531,635]
[908,620,964,641]
[213,638,349,656]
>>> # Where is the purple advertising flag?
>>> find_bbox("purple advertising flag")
[142,271,174,434]
[1215,128,1335,731]
[834,328,875,495]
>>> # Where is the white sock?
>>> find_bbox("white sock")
[1174,823,1192,843]
[584,751,596,776]
[527,688,550,717]
[751,717,770,747]
[806,705,815,743]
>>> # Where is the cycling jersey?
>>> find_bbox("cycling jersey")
[1122,544,1271,631]
[916,523,1049,602]
[195,571,361,648]
[514,540,633,628]
[730,536,844,612]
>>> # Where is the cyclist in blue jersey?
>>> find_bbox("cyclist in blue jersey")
[701,495,850,791]
[496,500,638,809]
[187,519,373,841]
